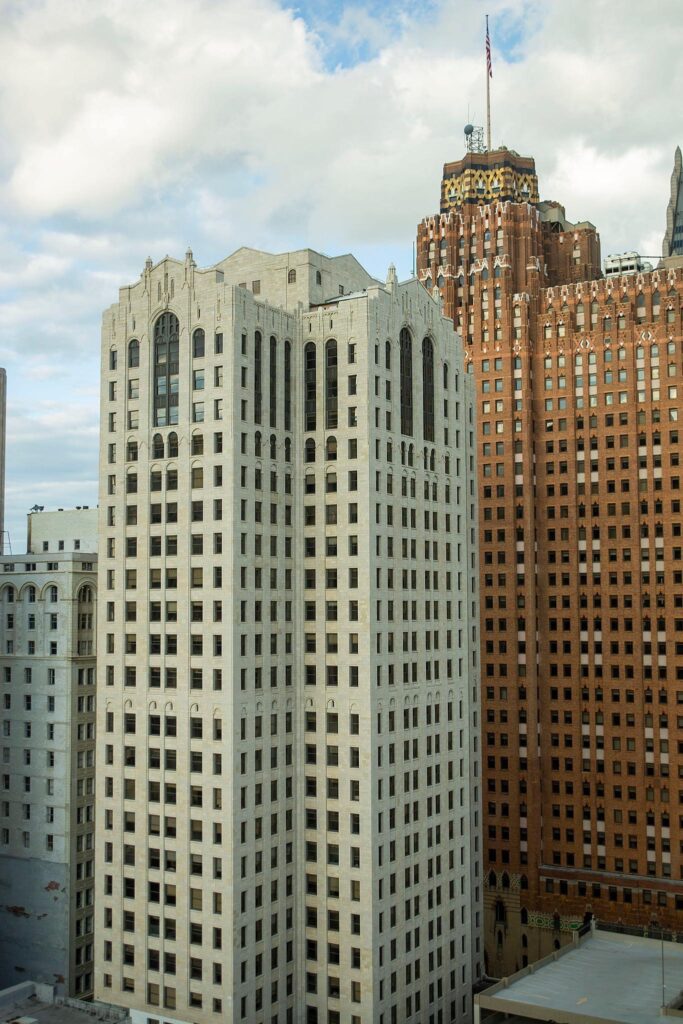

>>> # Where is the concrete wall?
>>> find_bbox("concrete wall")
[27,508,99,555]
[0,856,69,991]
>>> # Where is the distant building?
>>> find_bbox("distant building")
[27,507,98,556]
[0,369,6,556]
[663,146,683,258]
[604,251,653,277]
[418,143,683,976]
[0,511,97,997]
[95,246,482,1023]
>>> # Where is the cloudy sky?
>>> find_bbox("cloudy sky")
[0,0,680,550]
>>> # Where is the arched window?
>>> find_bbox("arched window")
[495,900,506,925]
[501,872,510,889]
[422,337,435,442]
[288,269,296,284]
[284,342,292,432]
[304,343,317,431]
[27,586,36,604]
[168,432,178,458]
[191,433,204,455]
[254,331,263,425]
[385,340,391,370]
[128,339,140,368]
[192,328,205,358]
[520,874,529,890]
[521,908,528,924]
[652,290,661,319]
[270,435,276,460]
[488,870,497,887]
[304,438,315,463]
[153,313,179,427]
[49,586,58,603]
[325,340,338,429]
[255,432,262,458]
[152,434,164,459]
[326,436,337,461]
[400,327,413,436]
[269,336,277,429]
[285,437,292,462]
[315,270,322,285]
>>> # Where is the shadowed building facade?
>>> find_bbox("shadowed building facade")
[418,145,683,976]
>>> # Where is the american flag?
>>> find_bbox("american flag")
[486,16,492,78]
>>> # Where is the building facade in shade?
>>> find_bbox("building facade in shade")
[0,509,97,996]
[0,368,6,554]
[95,247,482,1024]
[417,145,683,977]
[663,146,683,258]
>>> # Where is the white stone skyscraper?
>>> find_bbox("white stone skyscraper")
[95,247,482,1024]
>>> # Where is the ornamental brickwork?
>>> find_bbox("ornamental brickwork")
[418,147,683,977]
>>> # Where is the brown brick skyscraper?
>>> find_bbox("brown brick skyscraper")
[418,145,683,976]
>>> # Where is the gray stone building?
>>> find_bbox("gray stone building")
[0,509,97,996]
[96,247,482,1023]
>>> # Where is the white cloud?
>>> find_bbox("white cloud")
[0,0,681,543]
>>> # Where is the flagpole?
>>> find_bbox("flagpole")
[486,14,492,151]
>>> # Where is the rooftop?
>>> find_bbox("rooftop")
[0,1004,125,1024]
[477,927,683,1024]
[0,984,128,1024]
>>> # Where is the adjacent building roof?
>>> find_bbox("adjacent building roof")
[476,928,683,1024]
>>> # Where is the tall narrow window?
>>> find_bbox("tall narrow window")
[304,343,316,432]
[422,337,434,442]
[325,340,338,429]
[153,314,179,427]
[284,341,292,432]
[128,339,140,368]
[192,328,205,358]
[400,327,413,436]
[152,434,164,459]
[269,336,277,429]
[254,331,262,425]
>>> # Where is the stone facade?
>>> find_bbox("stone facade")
[0,530,97,996]
[95,248,482,1023]
[418,147,683,976]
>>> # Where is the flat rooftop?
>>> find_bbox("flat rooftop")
[477,929,683,1024]
[0,997,128,1024]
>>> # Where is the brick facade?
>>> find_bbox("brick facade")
[418,147,683,976]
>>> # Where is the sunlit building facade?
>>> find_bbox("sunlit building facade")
[418,145,683,975]
[95,247,482,1023]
